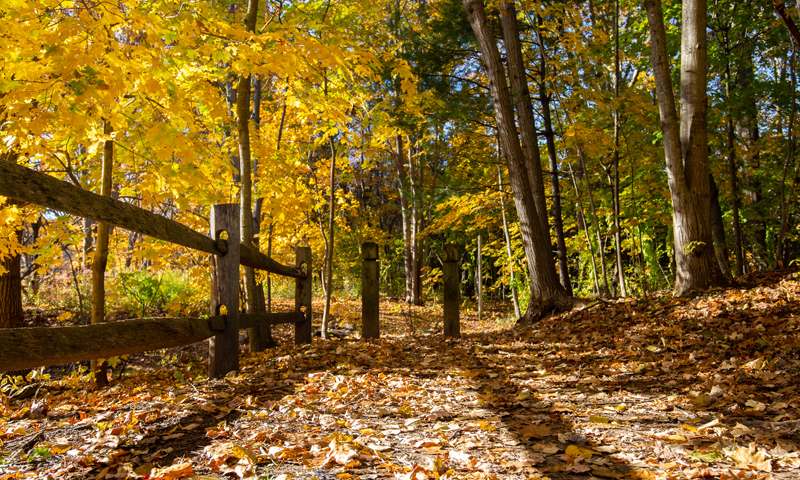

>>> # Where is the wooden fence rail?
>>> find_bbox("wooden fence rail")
[0,161,312,378]
[0,311,308,373]
[0,161,304,278]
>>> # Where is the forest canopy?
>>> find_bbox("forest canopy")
[1,0,798,325]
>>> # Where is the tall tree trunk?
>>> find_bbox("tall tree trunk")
[498,163,521,318]
[577,147,611,296]
[90,120,114,387]
[725,63,744,276]
[709,174,732,276]
[778,45,796,267]
[644,0,727,295]
[408,138,422,305]
[533,14,572,296]
[499,1,550,238]
[321,137,336,339]
[237,0,274,351]
[393,135,415,304]
[612,0,627,297]
[568,161,601,295]
[736,55,768,266]
[463,0,574,325]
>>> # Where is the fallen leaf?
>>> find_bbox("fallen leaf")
[149,462,193,480]
[727,444,772,472]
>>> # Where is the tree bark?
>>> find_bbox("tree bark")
[736,54,768,266]
[498,163,521,318]
[499,1,550,239]
[612,0,627,297]
[321,136,336,339]
[709,173,731,276]
[236,0,274,351]
[532,13,572,295]
[644,0,727,295]
[463,0,573,325]
[393,135,415,304]
[777,44,796,267]
[0,228,23,330]
[90,120,114,387]
[725,64,744,276]
[568,161,601,295]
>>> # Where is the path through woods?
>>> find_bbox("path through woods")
[1,271,799,479]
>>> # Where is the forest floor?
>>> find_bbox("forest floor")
[2,270,800,480]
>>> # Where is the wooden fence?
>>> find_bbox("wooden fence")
[0,161,312,378]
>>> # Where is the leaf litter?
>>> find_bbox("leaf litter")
[1,271,800,479]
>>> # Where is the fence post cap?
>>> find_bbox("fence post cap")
[444,244,459,262]
[362,242,379,260]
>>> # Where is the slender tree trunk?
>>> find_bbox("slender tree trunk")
[408,138,422,305]
[477,234,482,321]
[236,0,274,351]
[90,120,114,387]
[463,0,574,325]
[644,0,727,295]
[709,174,732,275]
[393,135,415,303]
[578,147,611,295]
[498,164,521,318]
[321,137,336,339]
[777,44,796,267]
[726,65,744,276]
[736,56,768,266]
[612,0,627,297]
[533,15,572,295]
[568,162,601,295]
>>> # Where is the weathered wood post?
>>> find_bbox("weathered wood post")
[295,246,312,344]
[209,204,240,378]
[361,242,380,339]
[443,244,460,338]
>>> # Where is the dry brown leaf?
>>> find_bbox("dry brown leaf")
[149,462,193,480]
[327,439,359,466]
[728,444,772,472]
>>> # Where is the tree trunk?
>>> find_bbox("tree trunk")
[612,0,627,297]
[736,56,768,266]
[321,136,336,339]
[532,14,572,295]
[0,227,23,330]
[498,164,521,318]
[726,67,744,276]
[499,1,550,238]
[777,45,796,267]
[463,0,574,325]
[90,120,114,387]
[393,135,415,304]
[237,0,274,352]
[644,0,727,295]
[568,161,601,295]
[408,138,422,305]
[709,173,731,276]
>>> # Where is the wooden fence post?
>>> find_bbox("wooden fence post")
[295,246,312,344]
[209,204,240,378]
[443,244,460,338]
[361,242,380,339]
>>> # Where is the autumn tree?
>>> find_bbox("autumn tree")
[644,0,727,295]
[463,0,576,323]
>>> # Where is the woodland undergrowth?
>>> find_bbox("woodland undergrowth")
[1,271,800,480]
